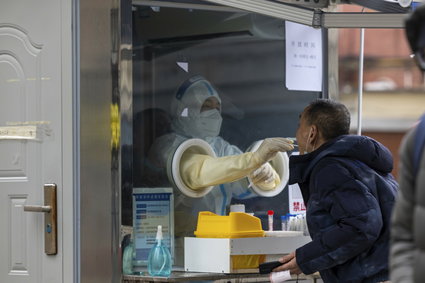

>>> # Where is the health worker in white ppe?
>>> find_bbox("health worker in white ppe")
[148,75,294,215]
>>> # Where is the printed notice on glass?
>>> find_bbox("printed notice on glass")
[288,183,306,215]
[132,188,174,266]
[285,22,322,91]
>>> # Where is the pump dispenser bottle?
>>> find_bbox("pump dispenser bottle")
[147,225,172,277]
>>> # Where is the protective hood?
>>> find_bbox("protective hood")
[289,135,394,184]
[171,76,223,139]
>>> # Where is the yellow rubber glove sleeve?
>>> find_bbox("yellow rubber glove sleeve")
[180,149,263,190]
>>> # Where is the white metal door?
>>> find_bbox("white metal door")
[0,0,72,282]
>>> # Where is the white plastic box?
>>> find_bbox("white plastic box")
[184,235,311,273]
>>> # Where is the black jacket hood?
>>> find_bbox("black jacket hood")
[289,135,394,184]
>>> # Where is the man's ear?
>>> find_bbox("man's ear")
[309,125,318,141]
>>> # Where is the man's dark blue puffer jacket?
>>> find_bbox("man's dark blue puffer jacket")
[289,135,398,283]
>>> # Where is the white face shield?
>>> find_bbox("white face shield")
[171,76,222,139]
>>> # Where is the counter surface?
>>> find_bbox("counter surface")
[122,271,320,282]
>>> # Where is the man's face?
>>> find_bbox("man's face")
[295,109,311,155]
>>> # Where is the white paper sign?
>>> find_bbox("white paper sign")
[288,183,306,215]
[285,22,322,91]
[0,126,38,140]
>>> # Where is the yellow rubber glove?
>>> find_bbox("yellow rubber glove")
[180,138,293,190]
[249,162,281,191]
[251,138,294,164]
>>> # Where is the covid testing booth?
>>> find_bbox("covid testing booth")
[112,0,409,282]
[1,0,412,282]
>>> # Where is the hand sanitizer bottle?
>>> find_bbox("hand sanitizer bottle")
[122,237,134,275]
[147,225,172,277]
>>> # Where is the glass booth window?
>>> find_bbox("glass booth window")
[130,5,323,269]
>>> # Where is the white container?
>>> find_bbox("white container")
[184,235,311,273]
[230,204,245,213]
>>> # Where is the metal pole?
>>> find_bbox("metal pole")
[357,28,364,136]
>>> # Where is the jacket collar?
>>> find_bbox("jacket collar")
[289,136,340,184]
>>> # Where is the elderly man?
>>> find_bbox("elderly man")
[273,99,397,283]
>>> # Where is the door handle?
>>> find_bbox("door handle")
[23,184,57,255]
[23,205,51,212]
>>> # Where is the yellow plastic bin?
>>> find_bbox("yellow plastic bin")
[194,211,266,270]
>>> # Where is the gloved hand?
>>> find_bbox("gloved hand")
[249,162,281,191]
[250,162,274,184]
[252,138,294,165]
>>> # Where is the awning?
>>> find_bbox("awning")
[133,0,409,28]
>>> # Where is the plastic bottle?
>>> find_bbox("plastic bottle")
[302,214,310,236]
[295,215,302,231]
[147,225,172,277]
[287,213,296,231]
[267,210,274,231]
[281,215,288,231]
[122,238,134,275]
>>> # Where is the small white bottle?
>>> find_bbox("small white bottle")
[267,210,274,231]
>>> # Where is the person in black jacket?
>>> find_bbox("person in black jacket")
[273,99,398,283]
[390,4,425,283]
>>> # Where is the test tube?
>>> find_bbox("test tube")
[267,210,274,231]
[286,137,298,148]
[281,215,288,231]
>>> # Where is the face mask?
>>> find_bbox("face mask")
[195,109,222,139]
